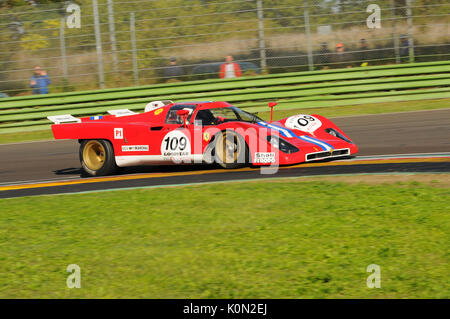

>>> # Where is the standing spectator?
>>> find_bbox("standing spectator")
[358,38,369,66]
[30,66,51,94]
[400,35,410,62]
[164,57,185,82]
[318,42,331,69]
[334,42,350,69]
[219,55,242,79]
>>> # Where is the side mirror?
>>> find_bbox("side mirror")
[268,102,278,122]
[177,109,190,127]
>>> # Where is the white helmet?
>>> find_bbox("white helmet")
[144,100,173,112]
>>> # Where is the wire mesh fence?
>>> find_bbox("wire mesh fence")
[0,0,449,96]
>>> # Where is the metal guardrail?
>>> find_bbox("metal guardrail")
[0,60,449,134]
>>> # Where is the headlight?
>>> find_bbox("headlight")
[266,135,299,154]
[325,128,352,143]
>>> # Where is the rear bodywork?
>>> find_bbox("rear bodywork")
[50,101,358,167]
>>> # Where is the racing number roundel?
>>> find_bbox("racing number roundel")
[161,130,191,158]
[285,114,322,133]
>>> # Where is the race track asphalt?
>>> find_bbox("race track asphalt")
[0,108,449,198]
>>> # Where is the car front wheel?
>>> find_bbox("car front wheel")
[214,130,248,169]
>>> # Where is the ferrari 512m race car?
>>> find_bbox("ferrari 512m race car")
[48,101,358,176]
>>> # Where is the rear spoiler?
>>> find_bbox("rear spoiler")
[47,109,137,124]
[47,114,81,124]
[107,109,136,117]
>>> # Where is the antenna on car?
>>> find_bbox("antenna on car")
[268,102,278,122]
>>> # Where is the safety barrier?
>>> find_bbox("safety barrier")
[0,60,449,134]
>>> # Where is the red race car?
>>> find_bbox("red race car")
[48,101,358,176]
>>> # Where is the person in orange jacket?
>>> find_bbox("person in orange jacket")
[219,55,242,79]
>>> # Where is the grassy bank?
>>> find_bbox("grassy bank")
[0,176,448,298]
[0,98,449,145]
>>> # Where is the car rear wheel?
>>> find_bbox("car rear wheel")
[79,139,117,176]
[214,130,248,169]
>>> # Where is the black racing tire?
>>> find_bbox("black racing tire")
[213,130,249,169]
[79,139,118,176]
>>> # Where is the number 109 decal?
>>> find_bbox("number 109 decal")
[161,130,191,158]
[285,114,322,133]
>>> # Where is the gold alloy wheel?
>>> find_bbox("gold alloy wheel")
[83,140,106,171]
[215,132,240,164]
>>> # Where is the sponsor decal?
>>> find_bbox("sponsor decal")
[154,108,164,115]
[121,145,149,152]
[254,152,276,163]
[90,116,103,120]
[285,114,322,133]
[203,131,211,142]
[161,130,191,159]
[114,128,123,139]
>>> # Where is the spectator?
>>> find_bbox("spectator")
[318,42,331,69]
[400,35,410,62]
[334,42,350,68]
[219,55,242,79]
[164,57,184,82]
[358,38,369,66]
[30,66,51,94]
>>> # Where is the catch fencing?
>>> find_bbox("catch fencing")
[0,0,449,96]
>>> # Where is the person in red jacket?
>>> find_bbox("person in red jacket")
[219,55,242,79]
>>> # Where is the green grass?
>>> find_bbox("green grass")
[0,98,449,145]
[0,179,448,298]
[0,129,54,144]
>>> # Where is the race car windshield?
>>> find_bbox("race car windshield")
[194,107,262,126]
[233,107,263,123]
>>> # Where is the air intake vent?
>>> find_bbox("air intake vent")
[306,149,349,161]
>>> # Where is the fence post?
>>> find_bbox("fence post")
[107,0,119,74]
[130,12,139,86]
[92,0,105,89]
[256,0,267,72]
[406,0,415,63]
[59,16,68,86]
[390,0,400,64]
[304,0,314,71]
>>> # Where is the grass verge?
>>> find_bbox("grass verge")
[0,98,449,145]
[0,175,448,298]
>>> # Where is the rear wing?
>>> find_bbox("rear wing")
[47,114,81,124]
[107,109,136,117]
[47,109,137,124]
